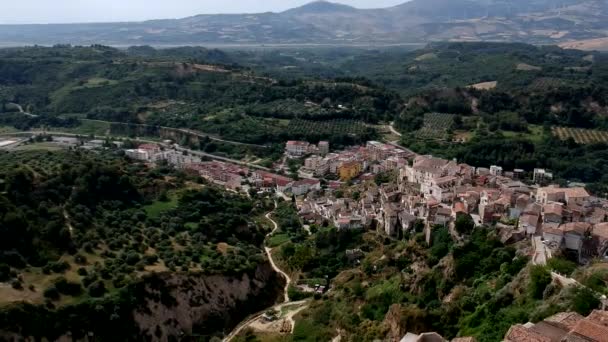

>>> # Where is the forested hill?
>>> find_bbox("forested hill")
[0,149,283,340]
[0,45,396,146]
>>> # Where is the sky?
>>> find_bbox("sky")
[1,0,408,24]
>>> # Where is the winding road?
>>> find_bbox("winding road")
[222,203,308,341]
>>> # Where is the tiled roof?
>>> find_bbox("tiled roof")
[568,317,608,341]
[544,311,584,330]
[504,325,551,342]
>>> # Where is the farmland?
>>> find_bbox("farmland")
[552,126,608,144]
[285,119,376,146]
[414,113,455,140]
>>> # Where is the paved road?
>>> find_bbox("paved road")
[388,122,403,137]
[82,119,268,149]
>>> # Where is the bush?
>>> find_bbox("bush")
[74,254,88,265]
[43,286,60,300]
[529,266,552,299]
[570,287,600,316]
[11,280,23,290]
[77,267,88,276]
[547,258,577,276]
[88,281,106,297]
[54,276,82,296]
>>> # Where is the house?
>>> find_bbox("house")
[503,311,608,342]
[291,179,321,196]
[338,161,363,181]
[536,186,590,205]
[542,223,563,245]
[542,202,563,223]
[519,214,540,236]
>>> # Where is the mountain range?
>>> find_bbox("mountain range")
[0,0,607,48]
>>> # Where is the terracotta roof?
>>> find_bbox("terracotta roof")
[568,317,608,341]
[561,222,592,235]
[587,310,608,328]
[593,223,608,241]
[504,325,551,342]
[544,311,584,330]
[565,187,590,198]
[543,202,564,216]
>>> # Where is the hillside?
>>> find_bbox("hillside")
[0,149,284,340]
[0,0,607,47]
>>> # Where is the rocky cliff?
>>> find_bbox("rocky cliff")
[0,262,284,341]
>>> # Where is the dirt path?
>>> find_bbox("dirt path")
[222,203,307,341]
[388,122,402,137]
[265,210,291,303]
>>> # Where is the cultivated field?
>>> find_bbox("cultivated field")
[552,126,608,144]
[286,119,369,137]
[414,113,455,140]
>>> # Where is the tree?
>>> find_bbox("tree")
[455,214,475,235]
[529,265,552,299]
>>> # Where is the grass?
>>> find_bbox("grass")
[267,233,291,248]
[501,125,544,143]
[143,195,179,218]
[0,126,18,134]
[14,142,65,151]
[61,119,111,136]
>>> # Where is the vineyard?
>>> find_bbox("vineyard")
[529,77,564,91]
[414,113,455,140]
[553,126,608,144]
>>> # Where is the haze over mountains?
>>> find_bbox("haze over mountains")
[0,0,607,47]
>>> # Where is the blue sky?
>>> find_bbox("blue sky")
[2,0,408,24]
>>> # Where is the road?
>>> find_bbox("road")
[0,131,271,171]
[82,119,268,149]
[532,236,548,266]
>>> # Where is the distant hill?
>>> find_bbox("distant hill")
[0,0,607,48]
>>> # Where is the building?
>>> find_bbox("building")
[339,161,363,181]
[504,310,608,342]
[291,179,321,196]
[533,168,553,183]
[318,141,330,155]
[536,186,590,205]
[490,165,503,176]
[285,141,310,157]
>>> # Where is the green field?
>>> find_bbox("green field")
[267,233,290,248]
[61,120,111,136]
[143,196,179,218]
[501,125,544,142]
[14,142,64,151]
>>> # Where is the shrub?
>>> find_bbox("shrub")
[77,267,88,276]
[547,258,577,276]
[43,286,60,300]
[54,276,82,296]
[74,254,88,265]
[529,266,552,299]
[88,281,106,297]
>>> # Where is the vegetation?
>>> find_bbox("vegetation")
[0,148,276,339]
